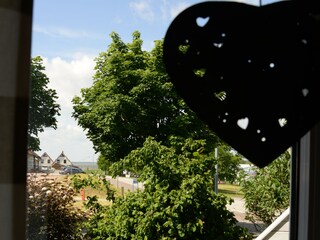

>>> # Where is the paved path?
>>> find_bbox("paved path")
[106,176,144,192]
[227,197,265,236]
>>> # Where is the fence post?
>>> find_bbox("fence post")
[81,188,85,201]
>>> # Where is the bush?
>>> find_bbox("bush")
[26,175,91,239]
[84,138,253,239]
[240,151,291,227]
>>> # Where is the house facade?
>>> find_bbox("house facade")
[27,149,41,172]
[40,152,54,171]
[52,151,73,169]
[27,150,73,172]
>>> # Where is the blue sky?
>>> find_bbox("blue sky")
[32,0,209,59]
[31,0,274,162]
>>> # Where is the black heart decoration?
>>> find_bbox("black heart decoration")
[163,1,320,168]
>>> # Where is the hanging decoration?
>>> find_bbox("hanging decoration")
[163,1,320,167]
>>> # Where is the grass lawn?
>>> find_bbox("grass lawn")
[69,175,243,201]
[217,183,244,198]
[68,173,130,209]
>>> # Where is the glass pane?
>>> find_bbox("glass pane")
[28,1,290,239]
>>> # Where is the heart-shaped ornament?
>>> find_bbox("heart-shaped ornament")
[163,1,320,167]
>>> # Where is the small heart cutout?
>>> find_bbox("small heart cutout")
[196,16,210,27]
[237,117,249,130]
[164,1,320,167]
[302,88,309,97]
[278,118,287,127]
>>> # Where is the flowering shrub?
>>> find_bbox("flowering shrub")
[26,175,90,239]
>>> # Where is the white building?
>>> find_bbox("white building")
[40,152,54,171]
[52,151,73,168]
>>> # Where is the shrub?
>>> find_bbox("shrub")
[84,138,253,239]
[26,175,90,239]
[240,151,291,228]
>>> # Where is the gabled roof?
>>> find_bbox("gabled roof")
[58,151,67,158]
[52,151,73,166]
[55,151,72,162]
[41,152,53,161]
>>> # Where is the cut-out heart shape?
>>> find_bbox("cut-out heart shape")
[196,16,210,27]
[302,88,309,97]
[163,1,320,167]
[278,118,288,127]
[237,117,249,130]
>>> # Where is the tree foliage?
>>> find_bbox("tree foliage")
[84,137,253,239]
[72,31,218,166]
[216,145,242,183]
[240,150,291,226]
[29,56,61,151]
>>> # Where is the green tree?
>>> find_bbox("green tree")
[240,150,291,227]
[72,31,218,167]
[28,56,60,151]
[216,145,242,183]
[97,154,112,174]
[85,137,253,239]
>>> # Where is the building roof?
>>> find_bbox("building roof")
[55,151,72,163]
[27,149,41,159]
[58,151,67,158]
[41,152,53,161]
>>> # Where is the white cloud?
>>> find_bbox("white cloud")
[42,55,95,110]
[33,25,104,39]
[37,120,97,162]
[33,25,56,37]
[129,0,155,22]
[158,1,190,21]
[169,2,190,20]
[54,27,90,38]
[37,55,98,162]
